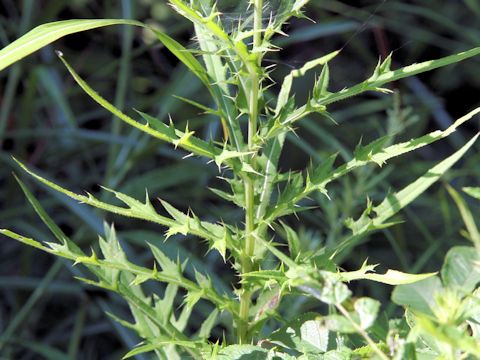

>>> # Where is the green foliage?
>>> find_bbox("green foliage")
[1,0,480,359]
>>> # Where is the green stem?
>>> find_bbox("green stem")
[238,0,263,344]
[336,303,390,360]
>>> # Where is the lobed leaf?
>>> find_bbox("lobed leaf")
[339,261,437,285]
[13,158,229,248]
[335,133,479,255]
[57,54,223,160]
[288,47,480,123]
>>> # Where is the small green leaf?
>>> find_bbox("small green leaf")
[354,297,380,330]
[368,53,393,82]
[280,222,301,258]
[57,54,221,160]
[299,319,330,353]
[216,344,269,359]
[392,276,443,316]
[441,246,480,292]
[335,133,480,255]
[196,308,219,340]
[313,64,330,99]
[298,272,352,305]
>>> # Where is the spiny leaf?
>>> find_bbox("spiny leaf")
[335,133,479,255]
[0,229,49,252]
[184,289,204,310]
[13,158,226,242]
[331,47,480,105]
[73,249,99,266]
[98,223,128,263]
[147,243,181,277]
[196,309,219,340]
[255,49,342,222]
[340,268,438,286]
[373,133,479,223]
[290,47,480,123]
[275,50,340,115]
[269,108,480,226]
[56,54,221,160]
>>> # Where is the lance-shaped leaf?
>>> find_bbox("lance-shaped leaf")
[0,19,143,72]
[56,54,224,161]
[338,261,437,285]
[288,47,480,124]
[0,17,239,155]
[264,107,479,226]
[192,3,245,151]
[463,187,480,200]
[446,185,480,250]
[0,19,214,90]
[256,50,340,223]
[264,0,311,42]
[0,228,234,313]
[335,132,479,255]
[13,158,226,244]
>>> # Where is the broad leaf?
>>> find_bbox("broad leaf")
[392,277,443,317]
[441,246,480,292]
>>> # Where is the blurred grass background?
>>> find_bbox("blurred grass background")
[0,0,479,358]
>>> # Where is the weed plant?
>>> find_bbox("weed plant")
[1,0,480,359]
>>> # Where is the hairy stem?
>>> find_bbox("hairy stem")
[238,0,263,344]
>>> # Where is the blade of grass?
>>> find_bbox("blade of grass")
[0,260,64,351]
[446,184,480,251]
[0,19,142,72]
[104,0,135,188]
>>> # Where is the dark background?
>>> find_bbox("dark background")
[0,0,479,358]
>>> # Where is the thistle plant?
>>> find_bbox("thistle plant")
[1,1,480,358]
